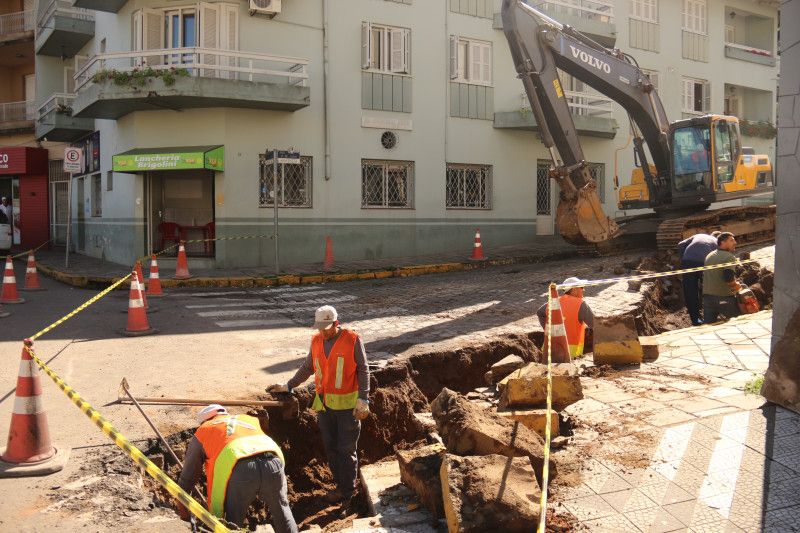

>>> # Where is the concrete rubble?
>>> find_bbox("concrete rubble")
[440,454,540,533]
[396,444,446,518]
[483,354,525,385]
[496,407,559,438]
[498,362,583,409]
[592,315,644,366]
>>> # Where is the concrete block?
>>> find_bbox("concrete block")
[592,316,644,366]
[430,388,556,479]
[484,354,526,385]
[498,363,583,409]
[639,336,660,361]
[496,408,559,439]
[440,454,540,533]
[396,444,446,518]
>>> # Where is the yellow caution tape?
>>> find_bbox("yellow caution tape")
[135,233,276,266]
[10,239,53,259]
[557,258,758,290]
[23,344,232,533]
[537,284,556,533]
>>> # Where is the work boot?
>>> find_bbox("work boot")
[324,489,343,504]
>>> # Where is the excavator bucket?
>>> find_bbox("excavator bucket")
[556,182,621,245]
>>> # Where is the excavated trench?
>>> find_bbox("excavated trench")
[135,251,774,531]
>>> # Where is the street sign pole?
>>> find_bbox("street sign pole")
[63,146,83,269]
[65,173,72,268]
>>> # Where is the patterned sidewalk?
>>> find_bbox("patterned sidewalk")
[554,311,800,532]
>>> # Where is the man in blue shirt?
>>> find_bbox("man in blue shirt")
[677,231,720,325]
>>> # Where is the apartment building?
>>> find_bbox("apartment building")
[28,0,779,269]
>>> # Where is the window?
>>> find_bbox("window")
[446,164,492,209]
[682,77,710,114]
[362,22,410,74]
[361,160,414,208]
[725,24,735,44]
[631,0,658,23]
[106,171,113,192]
[724,86,740,117]
[91,174,102,217]
[536,162,552,216]
[641,68,658,91]
[449,37,492,85]
[682,0,706,34]
[259,156,313,208]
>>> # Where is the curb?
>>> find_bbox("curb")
[23,250,576,290]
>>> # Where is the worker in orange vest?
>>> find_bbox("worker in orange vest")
[177,404,297,532]
[536,276,595,362]
[268,305,371,509]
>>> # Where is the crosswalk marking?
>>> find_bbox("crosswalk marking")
[187,286,338,298]
[185,294,356,309]
[213,318,296,328]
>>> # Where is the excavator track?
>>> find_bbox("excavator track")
[655,205,776,250]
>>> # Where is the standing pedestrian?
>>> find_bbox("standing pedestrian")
[536,277,595,362]
[702,232,742,323]
[267,305,370,509]
[677,231,721,325]
[0,197,11,225]
[177,404,297,532]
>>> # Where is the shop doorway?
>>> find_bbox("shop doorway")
[148,170,215,257]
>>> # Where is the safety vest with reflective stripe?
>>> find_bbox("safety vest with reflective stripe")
[194,414,285,517]
[311,329,359,411]
[559,294,587,357]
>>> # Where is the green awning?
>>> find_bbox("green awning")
[112,146,224,172]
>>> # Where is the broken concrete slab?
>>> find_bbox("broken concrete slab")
[396,443,446,518]
[592,315,644,366]
[496,408,559,439]
[440,454,540,533]
[430,388,556,480]
[413,412,436,434]
[358,460,437,530]
[484,354,526,385]
[498,363,583,409]
[639,335,660,361]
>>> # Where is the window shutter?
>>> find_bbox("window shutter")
[404,29,410,74]
[470,42,480,81]
[141,8,163,66]
[200,2,220,76]
[681,78,691,111]
[361,22,372,69]
[64,66,75,93]
[702,82,710,113]
[132,9,143,51]
[221,4,238,80]
[482,43,491,84]
[449,36,459,80]
[390,27,405,73]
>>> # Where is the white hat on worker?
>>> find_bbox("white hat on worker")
[313,305,338,330]
[561,276,587,289]
[197,404,227,424]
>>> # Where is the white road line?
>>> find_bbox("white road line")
[198,305,328,318]
[698,412,749,518]
[187,294,356,310]
[214,319,297,328]
[187,286,330,298]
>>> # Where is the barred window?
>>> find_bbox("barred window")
[361,160,414,208]
[259,156,313,208]
[446,163,492,209]
[587,162,606,203]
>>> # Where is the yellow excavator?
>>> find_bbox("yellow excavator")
[502,1,775,251]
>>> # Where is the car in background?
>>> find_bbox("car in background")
[0,211,11,252]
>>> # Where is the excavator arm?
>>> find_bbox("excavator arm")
[501,0,672,244]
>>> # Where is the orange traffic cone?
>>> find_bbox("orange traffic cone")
[0,256,25,304]
[134,261,149,310]
[0,339,69,477]
[22,252,44,291]
[147,255,164,297]
[323,236,335,272]
[122,271,156,337]
[470,228,486,261]
[541,284,571,364]
[174,241,191,280]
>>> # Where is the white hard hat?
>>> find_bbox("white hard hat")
[561,277,587,288]
[197,404,227,425]
[313,305,338,330]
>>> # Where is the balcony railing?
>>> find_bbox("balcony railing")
[724,41,774,58]
[530,0,614,24]
[521,90,614,119]
[37,0,93,27]
[38,93,76,120]
[75,47,309,91]
[0,9,34,35]
[0,100,36,123]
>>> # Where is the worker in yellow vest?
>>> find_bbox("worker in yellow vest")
[268,305,371,509]
[537,276,595,362]
[177,404,297,532]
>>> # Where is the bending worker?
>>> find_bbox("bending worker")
[677,231,720,326]
[703,232,742,323]
[177,404,297,532]
[537,277,594,362]
[268,305,370,508]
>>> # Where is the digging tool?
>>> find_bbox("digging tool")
[117,378,299,420]
[119,378,208,506]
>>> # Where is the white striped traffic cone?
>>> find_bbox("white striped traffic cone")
[22,252,44,291]
[147,255,164,297]
[0,256,24,304]
[470,228,486,261]
[541,284,571,364]
[122,271,156,337]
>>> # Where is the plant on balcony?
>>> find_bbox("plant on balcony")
[91,66,190,90]
[739,119,777,140]
[55,103,73,116]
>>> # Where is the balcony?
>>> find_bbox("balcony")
[72,48,310,119]
[724,42,775,67]
[527,0,616,47]
[723,6,775,67]
[0,100,35,134]
[35,0,94,58]
[0,9,34,45]
[72,0,127,13]
[36,93,94,142]
[494,90,618,139]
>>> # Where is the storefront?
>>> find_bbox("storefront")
[0,146,49,250]
[112,146,223,257]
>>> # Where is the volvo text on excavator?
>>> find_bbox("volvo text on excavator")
[501,0,775,251]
